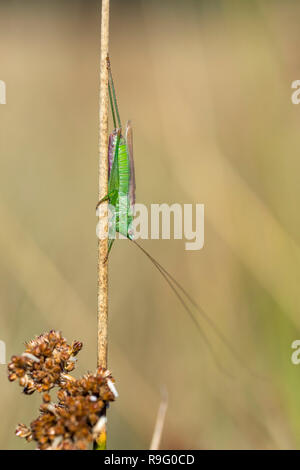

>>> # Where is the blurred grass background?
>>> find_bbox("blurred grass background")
[1,0,300,449]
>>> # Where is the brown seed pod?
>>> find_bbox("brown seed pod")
[9,331,117,450]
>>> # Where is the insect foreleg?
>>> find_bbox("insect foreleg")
[96,191,115,210]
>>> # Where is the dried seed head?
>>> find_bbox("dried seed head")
[42,392,51,403]
[7,331,83,394]
[16,424,32,442]
[9,331,116,450]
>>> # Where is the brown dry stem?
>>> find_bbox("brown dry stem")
[97,0,110,450]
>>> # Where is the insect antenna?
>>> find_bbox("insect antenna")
[131,240,233,379]
[106,55,122,129]
[131,239,264,381]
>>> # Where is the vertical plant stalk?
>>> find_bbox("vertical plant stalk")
[97,0,110,450]
[149,389,168,450]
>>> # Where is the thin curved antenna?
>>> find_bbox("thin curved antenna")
[131,240,233,379]
[131,240,265,381]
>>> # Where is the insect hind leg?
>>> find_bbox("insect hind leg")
[103,239,114,264]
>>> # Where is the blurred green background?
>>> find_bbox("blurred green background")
[1,0,300,449]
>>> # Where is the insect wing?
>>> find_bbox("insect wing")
[108,129,118,178]
[126,120,136,208]
[108,130,121,194]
